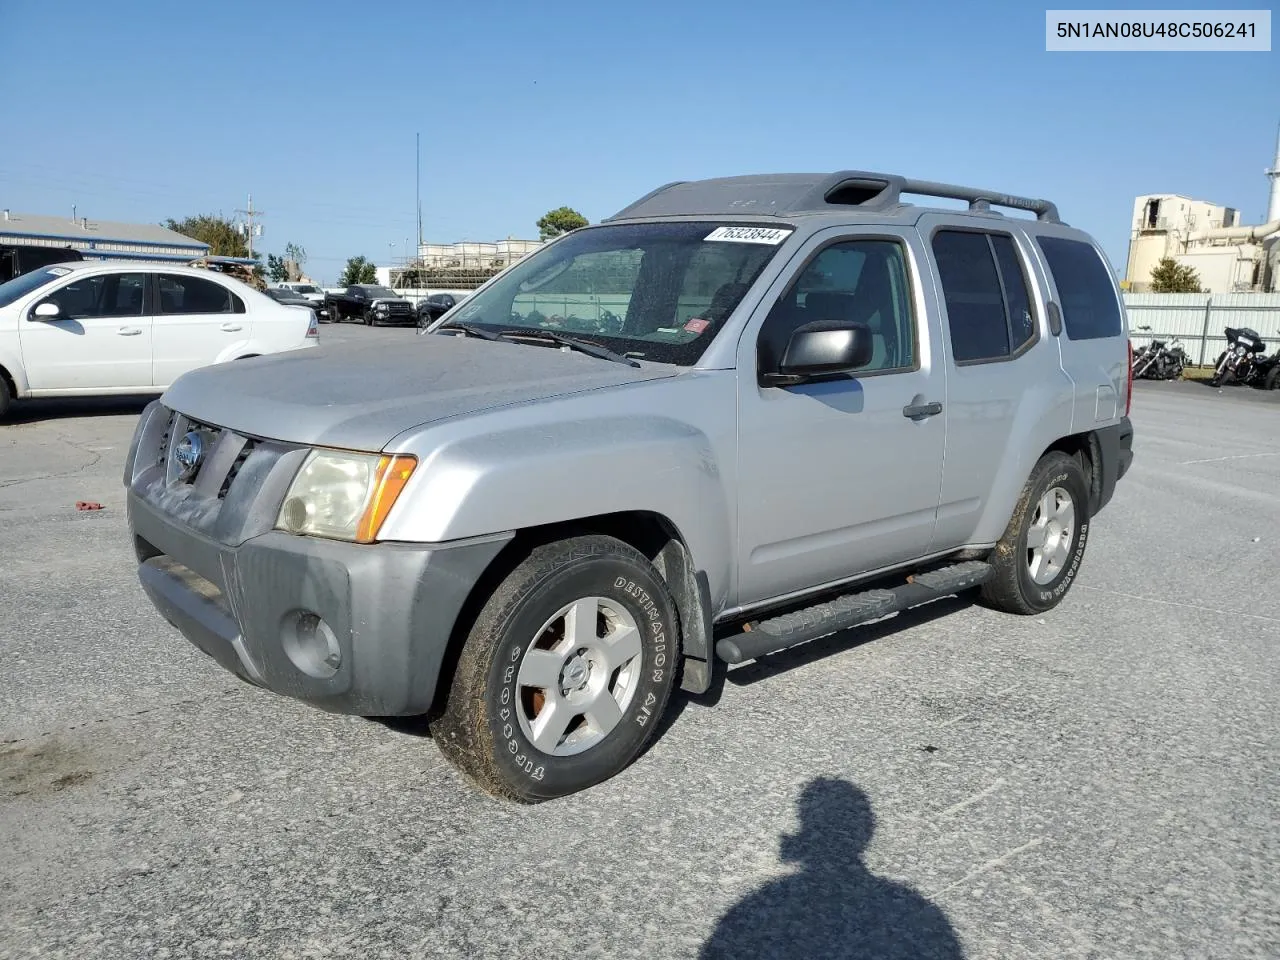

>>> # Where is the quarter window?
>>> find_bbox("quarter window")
[157,275,242,315]
[1035,236,1122,340]
[43,272,146,319]
[759,239,915,375]
[931,230,1037,364]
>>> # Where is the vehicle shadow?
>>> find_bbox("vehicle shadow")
[700,776,963,960]
[5,395,155,425]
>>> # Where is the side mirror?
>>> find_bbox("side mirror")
[31,301,63,321]
[762,320,873,386]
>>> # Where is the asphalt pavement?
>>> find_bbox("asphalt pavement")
[2,331,1279,959]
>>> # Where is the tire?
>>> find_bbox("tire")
[431,534,681,803]
[980,451,1091,616]
[0,373,11,421]
[363,309,373,326]
[1267,367,1280,391]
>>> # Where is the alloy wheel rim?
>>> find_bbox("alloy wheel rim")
[515,596,643,757]
[1026,486,1075,585]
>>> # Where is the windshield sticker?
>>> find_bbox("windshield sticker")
[48,267,72,276]
[704,226,792,245]
[683,317,710,334]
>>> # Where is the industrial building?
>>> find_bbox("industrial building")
[387,237,544,289]
[0,209,209,263]
[1124,126,1280,293]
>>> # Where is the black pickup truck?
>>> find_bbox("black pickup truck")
[324,284,415,325]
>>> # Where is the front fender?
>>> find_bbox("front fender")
[0,344,29,395]
[378,413,735,610]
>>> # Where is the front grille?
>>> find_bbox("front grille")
[218,439,257,499]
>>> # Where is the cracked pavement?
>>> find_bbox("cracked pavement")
[1,334,1279,959]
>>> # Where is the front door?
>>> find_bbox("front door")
[152,273,251,387]
[735,229,947,607]
[19,270,151,390]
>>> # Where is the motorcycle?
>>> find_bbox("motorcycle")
[1248,349,1280,390]
[1132,333,1188,381]
[1209,327,1267,387]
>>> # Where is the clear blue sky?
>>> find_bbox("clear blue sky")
[1,0,1275,284]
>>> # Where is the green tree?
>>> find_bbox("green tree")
[164,214,250,258]
[266,253,289,283]
[1149,257,1203,293]
[339,255,378,285]
[537,206,588,240]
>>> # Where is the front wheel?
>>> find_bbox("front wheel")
[981,451,1090,615]
[432,534,681,802]
[1266,367,1280,391]
[0,374,11,421]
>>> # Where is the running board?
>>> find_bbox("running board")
[715,561,993,665]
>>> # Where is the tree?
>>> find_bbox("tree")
[266,253,289,283]
[164,214,250,258]
[339,255,378,285]
[537,206,588,240]
[1149,257,1203,293]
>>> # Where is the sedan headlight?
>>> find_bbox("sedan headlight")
[277,450,416,542]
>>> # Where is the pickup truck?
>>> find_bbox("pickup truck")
[324,284,414,325]
[125,168,1133,803]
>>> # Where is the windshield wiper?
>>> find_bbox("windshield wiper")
[435,320,501,341]
[500,329,641,368]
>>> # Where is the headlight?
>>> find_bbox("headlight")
[277,450,416,542]
[375,303,389,312]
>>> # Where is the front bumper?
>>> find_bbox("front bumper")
[124,401,512,716]
[130,492,510,716]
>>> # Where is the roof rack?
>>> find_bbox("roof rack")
[604,170,1062,224]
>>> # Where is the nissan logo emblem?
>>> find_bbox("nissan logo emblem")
[174,431,205,482]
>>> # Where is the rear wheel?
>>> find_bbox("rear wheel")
[1267,367,1280,391]
[431,534,680,803]
[981,451,1090,615]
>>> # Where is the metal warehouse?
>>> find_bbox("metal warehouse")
[0,209,209,262]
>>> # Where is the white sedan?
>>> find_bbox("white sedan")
[0,260,318,419]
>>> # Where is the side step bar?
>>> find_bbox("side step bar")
[715,560,993,665]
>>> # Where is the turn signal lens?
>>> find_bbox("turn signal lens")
[355,454,417,543]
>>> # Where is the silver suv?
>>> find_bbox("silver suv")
[125,170,1134,802]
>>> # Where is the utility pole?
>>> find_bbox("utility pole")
[235,193,265,258]
[416,132,422,250]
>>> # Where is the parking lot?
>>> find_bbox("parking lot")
[2,326,1278,959]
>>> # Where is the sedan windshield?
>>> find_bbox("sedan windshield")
[435,221,790,365]
[0,267,67,308]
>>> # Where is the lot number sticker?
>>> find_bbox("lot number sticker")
[704,226,792,245]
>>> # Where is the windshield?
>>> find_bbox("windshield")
[293,285,318,294]
[0,267,69,308]
[362,286,399,298]
[437,221,789,365]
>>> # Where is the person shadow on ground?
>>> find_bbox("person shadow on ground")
[701,777,964,960]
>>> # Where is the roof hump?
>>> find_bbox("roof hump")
[604,170,1061,224]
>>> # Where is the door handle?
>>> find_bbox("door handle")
[902,400,943,420]
[117,327,142,336]
[221,323,243,332]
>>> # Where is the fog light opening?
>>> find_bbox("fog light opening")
[282,611,341,679]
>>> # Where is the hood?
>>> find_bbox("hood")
[161,333,677,450]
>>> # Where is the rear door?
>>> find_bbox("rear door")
[1027,232,1129,431]
[19,270,151,390]
[915,215,1067,550]
[152,273,251,387]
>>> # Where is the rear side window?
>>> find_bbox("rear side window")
[157,274,243,315]
[931,230,1037,364]
[1035,236,1122,340]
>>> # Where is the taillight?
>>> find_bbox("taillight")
[306,311,319,339]
[1125,339,1133,416]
